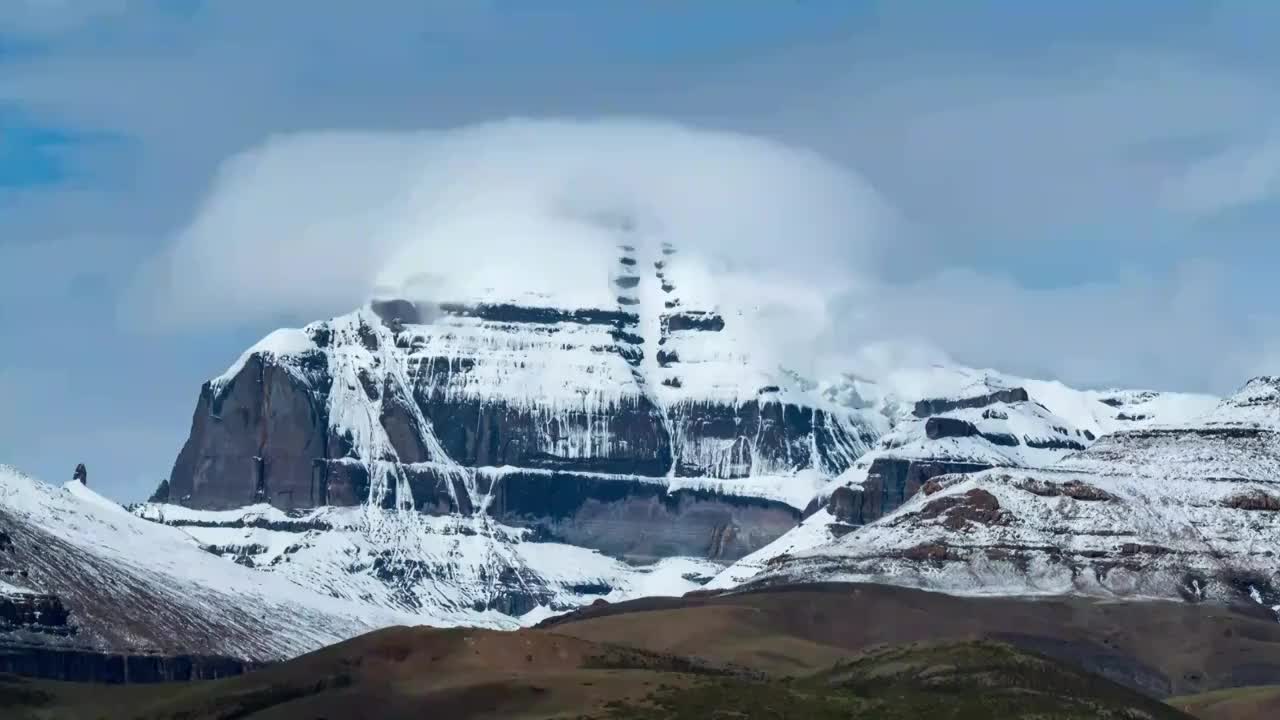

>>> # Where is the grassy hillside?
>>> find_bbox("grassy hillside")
[5,583,1280,719]
[599,641,1192,720]
[548,583,1280,697]
[0,637,1197,720]
[1170,685,1280,720]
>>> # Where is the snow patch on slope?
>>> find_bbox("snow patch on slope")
[1,464,433,660]
[735,378,1280,607]
[1197,376,1280,431]
[212,327,315,389]
[822,361,1216,434]
[134,499,724,624]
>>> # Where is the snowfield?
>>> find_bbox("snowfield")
[0,464,719,660]
[724,378,1280,616]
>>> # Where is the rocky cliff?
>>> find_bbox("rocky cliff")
[158,243,882,563]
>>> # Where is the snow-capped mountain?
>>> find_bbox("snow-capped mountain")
[88,240,887,637]
[724,377,1280,614]
[160,243,883,559]
[9,231,1260,670]
[140,280,1222,629]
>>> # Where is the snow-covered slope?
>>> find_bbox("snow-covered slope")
[0,465,722,663]
[728,377,1280,614]
[819,363,1217,436]
[0,465,421,661]
[131,500,720,621]
[711,371,1220,589]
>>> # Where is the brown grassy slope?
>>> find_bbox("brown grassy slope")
[1,635,1201,720]
[595,640,1195,720]
[5,582,1280,719]
[545,582,1280,697]
[0,626,720,719]
[122,626,722,720]
[1170,685,1280,720]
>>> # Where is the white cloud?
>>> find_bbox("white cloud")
[8,3,1280,507]
[832,261,1277,392]
[6,3,1279,410]
[126,117,1280,394]
[125,119,893,344]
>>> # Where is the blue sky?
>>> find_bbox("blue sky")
[2,1,1279,501]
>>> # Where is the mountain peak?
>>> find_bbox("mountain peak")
[1195,375,1280,431]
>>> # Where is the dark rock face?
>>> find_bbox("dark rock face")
[147,479,170,504]
[0,592,71,634]
[924,417,1031,448]
[72,464,87,485]
[168,356,330,510]
[1223,491,1280,511]
[813,457,996,526]
[853,458,992,525]
[826,486,859,523]
[663,311,725,333]
[416,392,671,477]
[924,417,978,440]
[913,388,1031,418]
[486,470,797,561]
[0,645,256,683]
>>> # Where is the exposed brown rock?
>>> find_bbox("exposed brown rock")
[901,543,952,563]
[912,387,1030,418]
[1018,478,1113,502]
[920,488,1008,530]
[826,485,859,522]
[1222,490,1280,511]
[921,480,944,496]
[856,458,992,525]
[924,416,979,440]
[1119,543,1174,557]
[0,590,71,631]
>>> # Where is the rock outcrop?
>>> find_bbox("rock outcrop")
[0,646,256,683]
